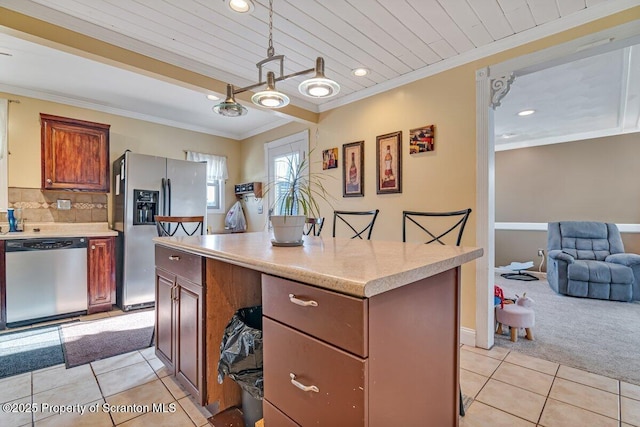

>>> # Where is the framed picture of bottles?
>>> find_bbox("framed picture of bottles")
[342,141,364,197]
[376,131,402,194]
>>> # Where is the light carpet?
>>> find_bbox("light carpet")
[61,309,154,368]
[494,273,640,385]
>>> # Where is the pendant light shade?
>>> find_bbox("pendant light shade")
[213,84,248,117]
[251,71,290,108]
[213,0,339,117]
[299,57,340,98]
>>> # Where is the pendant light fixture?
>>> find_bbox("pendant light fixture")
[214,0,340,116]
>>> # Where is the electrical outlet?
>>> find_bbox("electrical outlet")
[57,199,71,210]
[537,249,545,257]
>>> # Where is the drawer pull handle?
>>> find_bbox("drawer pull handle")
[288,294,318,307]
[168,255,181,261]
[289,373,319,393]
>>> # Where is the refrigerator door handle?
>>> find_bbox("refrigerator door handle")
[160,178,166,215]
[167,178,172,216]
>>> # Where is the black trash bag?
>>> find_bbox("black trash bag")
[217,306,263,400]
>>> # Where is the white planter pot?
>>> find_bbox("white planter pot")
[271,215,306,244]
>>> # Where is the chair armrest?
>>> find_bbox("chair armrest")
[549,249,575,263]
[606,253,640,266]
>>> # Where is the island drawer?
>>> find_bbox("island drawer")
[155,245,202,285]
[263,317,367,426]
[263,400,300,427]
[262,274,368,357]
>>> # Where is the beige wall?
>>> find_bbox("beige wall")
[495,133,640,269]
[2,92,241,230]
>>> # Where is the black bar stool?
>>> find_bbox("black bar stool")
[332,210,380,240]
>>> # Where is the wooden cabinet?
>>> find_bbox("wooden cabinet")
[262,270,461,426]
[40,114,110,192]
[87,237,115,314]
[262,275,367,426]
[155,245,205,404]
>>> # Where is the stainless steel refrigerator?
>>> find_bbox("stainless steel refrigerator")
[113,151,207,310]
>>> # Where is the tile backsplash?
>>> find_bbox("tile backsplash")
[6,187,108,223]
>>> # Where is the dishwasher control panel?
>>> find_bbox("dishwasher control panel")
[6,237,87,252]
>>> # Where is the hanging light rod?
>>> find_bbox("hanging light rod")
[214,0,340,117]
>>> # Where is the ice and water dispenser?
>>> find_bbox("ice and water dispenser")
[133,189,158,225]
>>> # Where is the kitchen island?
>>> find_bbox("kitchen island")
[153,231,483,426]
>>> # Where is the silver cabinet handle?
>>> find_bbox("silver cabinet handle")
[289,373,319,393]
[288,294,318,307]
[46,178,52,184]
[91,245,96,250]
[168,255,180,261]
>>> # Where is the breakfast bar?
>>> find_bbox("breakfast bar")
[153,231,483,426]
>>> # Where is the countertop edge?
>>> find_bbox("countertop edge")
[154,237,484,298]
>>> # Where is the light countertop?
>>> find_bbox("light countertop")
[0,222,117,239]
[154,231,483,298]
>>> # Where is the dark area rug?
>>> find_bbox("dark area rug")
[61,309,154,368]
[0,324,65,378]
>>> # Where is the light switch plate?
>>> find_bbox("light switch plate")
[57,199,71,210]
[257,205,263,214]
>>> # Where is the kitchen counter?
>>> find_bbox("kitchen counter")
[153,231,483,425]
[153,231,483,297]
[0,222,117,239]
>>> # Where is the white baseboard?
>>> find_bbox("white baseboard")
[460,327,476,347]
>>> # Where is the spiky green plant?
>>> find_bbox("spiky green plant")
[268,147,334,219]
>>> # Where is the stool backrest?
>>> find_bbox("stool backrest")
[304,217,325,237]
[402,209,471,246]
[156,215,205,237]
[333,209,380,240]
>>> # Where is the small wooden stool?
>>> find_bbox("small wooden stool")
[495,304,535,342]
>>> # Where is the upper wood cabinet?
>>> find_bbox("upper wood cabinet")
[40,114,110,192]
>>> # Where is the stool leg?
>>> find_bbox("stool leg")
[525,328,534,341]
[496,323,503,334]
[510,327,518,342]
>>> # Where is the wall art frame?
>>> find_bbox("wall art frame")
[342,141,364,197]
[409,124,435,154]
[376,131,402,194]
[322,147,338,170]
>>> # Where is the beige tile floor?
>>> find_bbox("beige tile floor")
[460,344,640,427]
[2,312,640,426]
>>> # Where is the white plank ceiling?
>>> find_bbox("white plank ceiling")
[0,0,638,141]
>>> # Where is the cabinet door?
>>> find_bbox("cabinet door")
[155,268,176,371]
[41,114,110,192]
[87,237,115,314]
[175,277,204,403]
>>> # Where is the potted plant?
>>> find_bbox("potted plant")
[268,149,332,245]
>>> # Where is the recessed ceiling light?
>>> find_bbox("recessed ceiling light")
[501,133,517,139]
[206,94,220,101]
[517,109,536,116]
[228,0,254,13]
[351,68,369,77]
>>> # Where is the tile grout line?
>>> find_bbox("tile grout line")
[89,363,116,426]
[465,347,629,425]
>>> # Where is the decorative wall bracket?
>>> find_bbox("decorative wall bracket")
[490,73,515,109]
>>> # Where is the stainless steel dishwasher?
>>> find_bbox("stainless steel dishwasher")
[5,237,88,326]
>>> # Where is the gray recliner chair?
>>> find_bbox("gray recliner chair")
[547,221,640,302]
